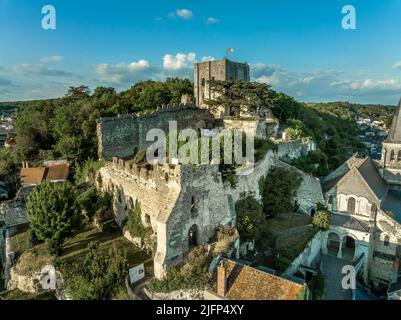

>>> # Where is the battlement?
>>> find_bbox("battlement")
[97,102,216,161]
[96,102,198,125]
[108,157,181,184]
[107,156,220,187]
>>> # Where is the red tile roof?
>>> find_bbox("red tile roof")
[20,168,46,185]
[214,259,306,300]
[44,164,70,182]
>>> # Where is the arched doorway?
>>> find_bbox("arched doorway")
[327,232,341,256]
[343,236,356,261]
[188,225,198,250]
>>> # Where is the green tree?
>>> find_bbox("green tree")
[235,196,264,242]
[0,148,18,177]
[63,242,128,300]
[66,85,90,99]
[27,182,81,255]
[205,80,276,116]
[262,167,302,217]
[312,210,331,230]
[125,199,151,238]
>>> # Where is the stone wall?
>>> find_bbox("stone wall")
[97,159,232,279]
[370,211,401,284]
[97,104,216,161]
[277,141,303,160]
[285,231,324,275]
[274,158,324,215]
[0,186,33,228]
[223,117,267,138]
[144,287,204,300]
[97,141,324,279]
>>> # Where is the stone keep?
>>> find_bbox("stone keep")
[194,58,250,116]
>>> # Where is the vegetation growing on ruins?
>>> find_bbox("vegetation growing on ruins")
[205,80,276,116]
[0,78,193,178]
[61,242,128,300]
[235,196,265,242]
[27,182,81,255]
[260,167,302,217]
[148,246,211,293]
[77,187,112,222]
[125,199,152,239]
[74,159,105,185]
[273,93,367,176]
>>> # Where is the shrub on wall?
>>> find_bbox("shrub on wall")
[312,210,331,231]
[78,186,112,221]
[148,246,211,293]
[62,242,128,300]
[125,199,152,239]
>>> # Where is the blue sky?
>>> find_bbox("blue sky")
[1,0,401,104]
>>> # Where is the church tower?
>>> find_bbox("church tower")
[381,99,401,188]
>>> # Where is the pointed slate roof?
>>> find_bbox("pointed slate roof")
[386,99,401,143]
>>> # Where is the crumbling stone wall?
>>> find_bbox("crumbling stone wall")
[97,104,216,161]
[97,159,232,279]
[223,117,267,138]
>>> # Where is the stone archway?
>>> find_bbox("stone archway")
[188,224,198,250]
[327,232,341,257]
[343,236,356,261]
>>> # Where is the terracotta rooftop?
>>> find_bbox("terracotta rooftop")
[44,163,70,182]
[214,259,305,300]
[20,161,70,185]
[20,168,46,185]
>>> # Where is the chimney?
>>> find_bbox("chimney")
[217,261,227,297]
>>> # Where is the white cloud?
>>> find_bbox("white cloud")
[170,9,193,20]
[392,61,401,69]
[163,52,196,70]
[96,59,153,84]
[40,55,64,63]
[329,78,401,92]
[12,64,74,77]
[252,63,401,102]
[201,56,215,62]
[206,17,220,24]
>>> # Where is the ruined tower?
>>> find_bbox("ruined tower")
[194,58,250,117]
[381,99,401,189]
